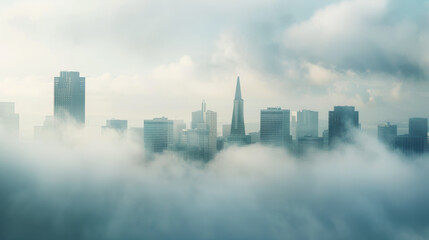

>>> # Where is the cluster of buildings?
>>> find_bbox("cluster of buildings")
[378,118,428,154]
[0,71,428,159]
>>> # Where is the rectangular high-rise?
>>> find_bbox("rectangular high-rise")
[328,106,359,147]
[144,117,174,153]
[409,118,428,138]
[260,107,291,146]
[54,71,85,124]
[297,110,318,138]
[378,122,397,147]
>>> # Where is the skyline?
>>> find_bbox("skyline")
[1,71,428,138]
[1,0,429,137]
[1,1,429,239]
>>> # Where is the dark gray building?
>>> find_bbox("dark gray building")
[260,107,291,146]
[378,122,397,147]
[409,118,428,138]
[395,118,428,154]
[328,106,359,147]
[54,71,85,124]
[144,117,174,153]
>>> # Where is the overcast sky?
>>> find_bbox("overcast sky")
[1,0,429,137]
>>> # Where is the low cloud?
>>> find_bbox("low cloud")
[0,128,428,240]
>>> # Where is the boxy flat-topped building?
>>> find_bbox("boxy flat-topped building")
[54,71,85,125]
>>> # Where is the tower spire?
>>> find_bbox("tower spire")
[234,76,242,100]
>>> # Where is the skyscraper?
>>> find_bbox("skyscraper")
[228,76,249,144]
[409,118,428,138]
[378,122,397,147]
[206,110,217,155]
[328,106,359,147]
[144,117,174,153]
[297,110,318,138]
[260,107,291,146]
[54,71,85,124]
[0,102,19,137]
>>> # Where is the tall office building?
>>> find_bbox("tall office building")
[0,102,19,136]
[328,106,359,147]
[222,124,231,138]
[102,119,128,135]
[260,107,291,146]
[54,71,85,124]
[378,122,397,147]
[206,110,217,155]
[228,76,249,144]
[144,117,174,153]
[297,110,318,138]
[409,118,428,138]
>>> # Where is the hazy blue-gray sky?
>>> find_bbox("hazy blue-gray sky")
[1,0,429,137]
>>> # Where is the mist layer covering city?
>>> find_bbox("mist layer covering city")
[1,0,429,239]
[0,129,429,240]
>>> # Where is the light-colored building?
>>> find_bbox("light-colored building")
[297,110,318,138]
[0,102,19,137]
[222,124,231,138]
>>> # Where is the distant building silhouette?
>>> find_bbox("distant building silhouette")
[144,117,174,153]
[173,120,186,146]
[191,101,206,129]
[54,71,85,124]
[260,107,291,147]
[328,106,359,147]
[222,124,231,138]
[395,118,428,154]
[409,118,428,138]
[102,119,128,135]
[297,137,323,154]
[34,116,55,140]
[297,110,318,138]
[0,102,19,137]
[228,76,249,144]
[378,122,397,148]
[186,101,217,160]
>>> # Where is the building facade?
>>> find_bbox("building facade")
[328,106,359,148]
[297,110,318,138]
[378,122,397,148]
[144,117,174,153]
[54,71,85,124]
[260,107,291,147]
